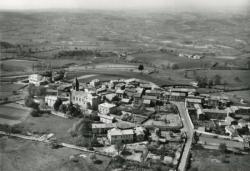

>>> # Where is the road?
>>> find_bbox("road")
[172,102,194,171]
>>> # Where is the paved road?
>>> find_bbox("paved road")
[172,102,194,171]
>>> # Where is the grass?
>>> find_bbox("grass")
[0,59,38,74]
[188,69,250,88]
[18,113,77,143]
[189,145,250,171]
[0,83,26,97]
[211,90,250,105]
[0,104,30,125]
[0,136,111,171]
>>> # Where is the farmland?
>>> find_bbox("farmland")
[189,145,250,171]
[0,104,30,125]
[0,136,111,171]
[1,10,250,72]
[1,10,250,92]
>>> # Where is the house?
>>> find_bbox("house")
[45,95,57,108]
[29,74,47,86]
[133,93,142,106]
[134,126,146,142]
[96,87,107,94]
[143,99,152,107]
[125,88,137,99]
[194,103,204,119]
[90,79,100,87]
[107,128,134,144]
[57,83,72,99]
[185,96,204,107]
[163,92,186,102]
[116,89,125,98]
[140,83,152,90]
[225,125,238,137]
[98,103,116,115]
[238,119,248,128]
[142,95,158,104]
[71,90,100,110]
[231,106,250,115]
[115,83,126,90]
[225,116,236,125]
[98,113,116,123]
[203,108,228,120]
[105,93,117,102]
[145,89,162,97]
[92,123,116,134]
[121,98,131,104]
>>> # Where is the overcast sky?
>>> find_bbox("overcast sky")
[0,0,248,10]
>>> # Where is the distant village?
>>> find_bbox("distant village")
[8,72,250,170]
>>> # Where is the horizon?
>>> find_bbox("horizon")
[0,0,249,11]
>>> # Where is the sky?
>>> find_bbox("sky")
[0,0,248,10]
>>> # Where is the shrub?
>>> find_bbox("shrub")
[25,96,39,109]
[53,98,62,111]
[219,143,227,153]
[10,124,24,134]
[30,109,40,117]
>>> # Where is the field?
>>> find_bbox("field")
[211,90,250,105]
[18,113,77,143]
[1,10,250,74]
[189,145,250,171]
[0,136,111,171]
[187,69,250,88]
[0,104,30,125]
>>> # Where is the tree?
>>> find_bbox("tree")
[24,96,39,109]
[193,132,200,144]
[184,71,188,78]
[219,143,227,153]
[247,61,250,69]
[234,76,241,82]
[223,81,228,90]
[59,104,67,113]
[67,102,74,115]
[39,100,47,110]
[53,98,62,111]
[214,74,222,85]
[72,104,82,117]
[138,64,144,73]
[90,153,97,162]
[79,118,92,137]
[208,79,214,88]
[171,64,179,70]
[30,109,40,117]
[115,141,123,155]
[27,84,36,97]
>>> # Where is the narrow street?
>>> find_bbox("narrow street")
[172,102,194,171]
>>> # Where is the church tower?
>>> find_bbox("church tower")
[72,77,79,91]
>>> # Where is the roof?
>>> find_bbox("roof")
[203,109,228,114]
[99,103,116,108]
[121,98,130,103]
[92,123,116,129]
[116,121,136,129]
[143,95,157,100]
[45,95,58,100]
[134,126,145,135]
[164,92,186,96]
[116,89,125,94]
[143,99,151,104]
[170,88,196,93]
[105,93,117,101]
[98,113,115,120]
[108,128,134,136]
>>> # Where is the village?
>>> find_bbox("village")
[1,70,249,171]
